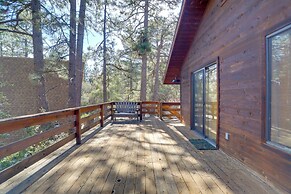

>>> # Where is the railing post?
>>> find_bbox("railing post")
[140,101,143,121]
[75,109,81,145]
[100,104,104,127]
[157,102,160,117]
[178,103,182,122]
[111,102,114,120]
[159,102,163,120]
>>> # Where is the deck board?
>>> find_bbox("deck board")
[1,117,283,194]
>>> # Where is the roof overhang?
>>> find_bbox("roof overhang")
[164,0,208,84]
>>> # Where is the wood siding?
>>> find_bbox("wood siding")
[180,0,291,192]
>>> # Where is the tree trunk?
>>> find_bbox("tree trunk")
[152,37,163,101]
[0,34,3,57]
[75,0,86,107]
[127,59,133,101]
[68,0,77,108]
[31,0,49,112]
[140,0,149,101]
[102,0,107,102]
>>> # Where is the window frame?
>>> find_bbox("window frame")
[266,23,291,152]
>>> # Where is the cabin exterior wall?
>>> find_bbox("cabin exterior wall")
[180,0,291,191]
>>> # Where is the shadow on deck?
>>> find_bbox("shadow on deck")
[0,117,282,194]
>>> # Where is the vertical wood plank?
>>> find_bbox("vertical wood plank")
[75,109,81,145]
[110,102,114,120]
[160,102,163,120]
[139,102,143,120]
[100,104,104,127]
[216,56,220,149]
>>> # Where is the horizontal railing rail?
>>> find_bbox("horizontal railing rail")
[0,101,180,183]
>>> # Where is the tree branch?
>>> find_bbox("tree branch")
[108,63,130,72]
[43,68,67,74]
[0,28,32,36]
[0,19,24,25]
[45,85,58,95]
[40,4,70,46]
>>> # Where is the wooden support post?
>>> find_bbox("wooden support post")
[140,102,143,121]
[160,102,163,120]
[157,102,160,118]
[100,104,104,127]
[179,105,182,122]
[111,102,114,120]
[75,109,81,145]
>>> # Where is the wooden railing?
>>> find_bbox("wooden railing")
[141,101,182,121]
[159,102,182,121]
[0,101,180,183]
[141,101,160,115]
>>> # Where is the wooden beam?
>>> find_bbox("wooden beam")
[80,112,100,124]
[0,109,76,134]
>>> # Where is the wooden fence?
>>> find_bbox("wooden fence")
[0,101,180,183]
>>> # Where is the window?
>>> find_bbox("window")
[266,24,291,150]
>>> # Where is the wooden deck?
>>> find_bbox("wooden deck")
[0,117,283,194]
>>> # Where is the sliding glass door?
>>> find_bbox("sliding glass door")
[192,63,218,144]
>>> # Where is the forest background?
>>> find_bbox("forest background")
[0,0,181,119]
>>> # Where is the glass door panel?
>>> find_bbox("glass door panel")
[205,64,218,143]
[193,70,204,135]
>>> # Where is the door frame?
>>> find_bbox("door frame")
[191,58,220,148]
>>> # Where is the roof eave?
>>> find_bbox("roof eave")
[163,0,208,84]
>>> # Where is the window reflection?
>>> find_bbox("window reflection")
[268,25,291,148]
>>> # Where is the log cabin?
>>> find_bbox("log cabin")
[164,0,291,192]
